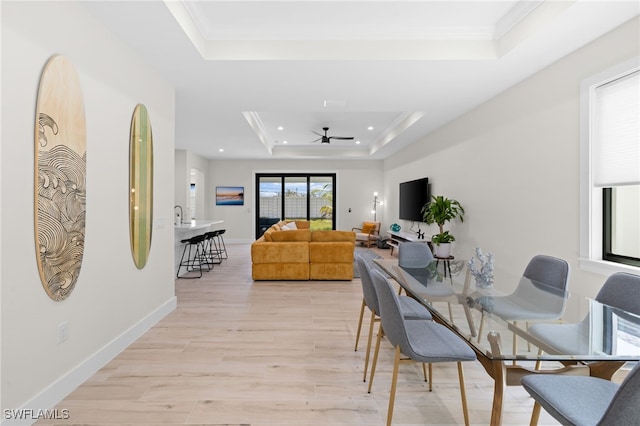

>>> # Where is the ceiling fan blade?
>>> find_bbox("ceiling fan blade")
[312,131,324,137]
[310,137,322,143]
[328,136,354,140]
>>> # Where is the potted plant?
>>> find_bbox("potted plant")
[421,195,465,258]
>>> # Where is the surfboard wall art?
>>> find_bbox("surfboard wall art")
[34,55,87,301]
[129,104,153,269]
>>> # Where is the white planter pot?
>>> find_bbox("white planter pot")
[433,242,452,258]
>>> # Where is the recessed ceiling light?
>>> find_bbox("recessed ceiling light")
[277,126,284,131]
[367,126,374,130]
[282,140,288,144]
[355,140,361,144]
[219,148,224,152]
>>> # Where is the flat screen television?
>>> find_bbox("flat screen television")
[399,177,429,222]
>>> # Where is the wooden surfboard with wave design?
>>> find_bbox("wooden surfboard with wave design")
[34,55,86,301]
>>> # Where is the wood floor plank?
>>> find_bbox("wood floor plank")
[36,243,567,425]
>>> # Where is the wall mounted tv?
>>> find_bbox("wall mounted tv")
[399,177,430,222]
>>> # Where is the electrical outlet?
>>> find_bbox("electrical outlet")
[57,321,68,344]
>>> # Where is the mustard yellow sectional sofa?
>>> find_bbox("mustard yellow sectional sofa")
[251,220,356,281]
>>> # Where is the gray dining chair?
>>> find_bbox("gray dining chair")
[354,254,432,382]
[398,241,459,322]
[398,241,434,267]
[476,255,570,357]
[528,272,640,361]
[369,268,477,426]
[521,361,640,426]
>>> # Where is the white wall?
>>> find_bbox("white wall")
[206,159,383,242]
[1,1,176,416]
[174,149,188,223]
[383,17,640,304]
[174,150,209,222]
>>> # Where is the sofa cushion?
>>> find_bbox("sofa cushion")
[251,241,309,263]
[294,220,310,229]
[309,241,355,263]
[310,263,353,280]
[311,230,356,242]
[270,229,311,242]
[253,263,309,280]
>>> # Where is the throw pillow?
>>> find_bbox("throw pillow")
[281,221,298,230]
[361,222,376,234]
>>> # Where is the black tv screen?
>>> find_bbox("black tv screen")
[399,178,429,222]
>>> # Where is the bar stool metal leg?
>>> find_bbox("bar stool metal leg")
[203,231,223,266]
[216,229,228,260]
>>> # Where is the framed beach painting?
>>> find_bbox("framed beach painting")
[216,186,244,205]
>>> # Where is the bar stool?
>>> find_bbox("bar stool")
[216,229,228,260]
[176,234,208,278]
[203,230,223,267]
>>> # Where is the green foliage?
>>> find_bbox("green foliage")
[431,230,455,244]
[310,219,333,231]
[312,183,333,219]
[421,195,465,243]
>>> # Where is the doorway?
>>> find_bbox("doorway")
[255,173,336,239]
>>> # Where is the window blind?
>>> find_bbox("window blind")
[593,70,640,187]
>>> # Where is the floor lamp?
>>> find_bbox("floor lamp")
[371,192,383,221]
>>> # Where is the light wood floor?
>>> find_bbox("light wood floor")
[38,243,578,425]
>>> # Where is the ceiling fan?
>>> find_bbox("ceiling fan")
[311,127,354,144]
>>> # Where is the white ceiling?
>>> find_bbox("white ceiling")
[82,1,639,160]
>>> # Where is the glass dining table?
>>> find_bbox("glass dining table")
[373,258,640,426]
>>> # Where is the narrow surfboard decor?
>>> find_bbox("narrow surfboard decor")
[129,104,154,269]
[34,55,87,301]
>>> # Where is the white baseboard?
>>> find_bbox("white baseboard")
[3,297,177,426]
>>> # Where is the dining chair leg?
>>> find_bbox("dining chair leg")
[428,363,433,391]
[529,401,541,426]
[368,323,384,393]
[354,299,365,351]
[462,303,477,337]
[386,346,402,426]
[534,349,543,370]
[363,310,377,382]
[512,321,518,365]
[477,312,485,343]
[457,361,470,426]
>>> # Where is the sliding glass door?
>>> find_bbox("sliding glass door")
[256,173,336,238]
